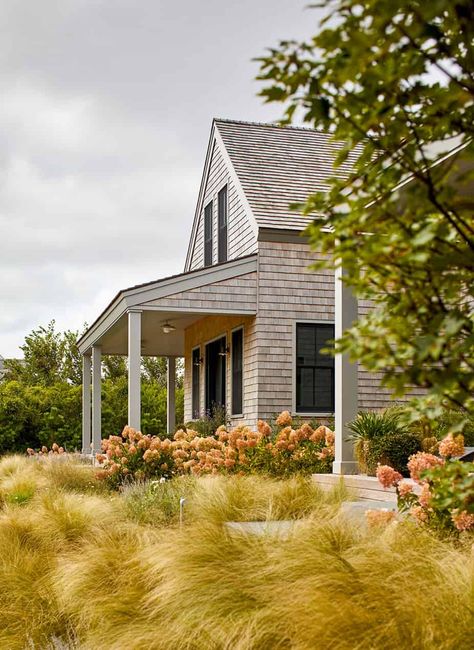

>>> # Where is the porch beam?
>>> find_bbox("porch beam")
[128,309,142,430]
[81,354,91,455]
[167,356,176,434]
[333,265,359,475]
[91,345,102,454]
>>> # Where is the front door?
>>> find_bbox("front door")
[205,336,226,414]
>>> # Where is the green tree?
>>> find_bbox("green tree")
[0,325,184,452]
[4,321,84,386]
[257,0,474,423]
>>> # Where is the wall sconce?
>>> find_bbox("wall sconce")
[193,357,204,367]
[162,322,176,334]
[218,346,230,357]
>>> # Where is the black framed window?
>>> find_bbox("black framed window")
[296,323,334,413]
[192,347,201,419]
[204,201,213,267]
[217,185,228,263]
[231,328,243,415]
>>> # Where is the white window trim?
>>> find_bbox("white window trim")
[292,319,336,417]
[230,325,244,418]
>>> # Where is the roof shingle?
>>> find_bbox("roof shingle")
[215,118,357,230]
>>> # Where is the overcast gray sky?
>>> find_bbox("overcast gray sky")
[0,0,319,357]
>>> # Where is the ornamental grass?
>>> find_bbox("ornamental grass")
[0,454,472,649]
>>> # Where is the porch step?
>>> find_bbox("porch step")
[313,473,400,503]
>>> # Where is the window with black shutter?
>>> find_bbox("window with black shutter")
[217,185,228,263]
[192,347,201,419]
[204,202,213,267]
[296,323,335,413]
[231,328,243,415]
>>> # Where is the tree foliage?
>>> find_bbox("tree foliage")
[5,321,83,386]
[0,323,184,452]
[257,0,474,421]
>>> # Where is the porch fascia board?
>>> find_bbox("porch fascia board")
[78,255,257,354]
[125,255,257,307]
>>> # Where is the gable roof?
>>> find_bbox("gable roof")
[214,118,358,231]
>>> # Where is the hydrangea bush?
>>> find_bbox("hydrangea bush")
[95,411,334,488]
[376,433,474,536]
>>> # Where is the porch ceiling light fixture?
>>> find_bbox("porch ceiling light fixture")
[161,322,176,334]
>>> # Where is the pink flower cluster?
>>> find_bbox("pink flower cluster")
[95,412,335,484]
[451,510,474,532]
[438,433,464,459]
[407,452,444,483]
[27,443,65,456]
[376,464,403,488]
[365,509,396,527]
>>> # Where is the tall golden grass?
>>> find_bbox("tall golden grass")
[0,454,472,649]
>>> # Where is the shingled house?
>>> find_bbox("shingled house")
[78,119,420,473]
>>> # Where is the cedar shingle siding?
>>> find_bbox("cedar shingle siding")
[183,119,424,422]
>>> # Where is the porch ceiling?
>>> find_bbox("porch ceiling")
[78,254,258,356]
[93,309,201,356]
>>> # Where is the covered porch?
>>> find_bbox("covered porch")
[77,255,258,454]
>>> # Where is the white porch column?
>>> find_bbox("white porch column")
[333,265,359,475]
[128,309,142,430]
[81,354,91,455]
[167,356,176,434]
[91,345,102,455]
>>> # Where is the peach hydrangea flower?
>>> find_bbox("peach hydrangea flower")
[407,452,444,483]
[299,423,314,439]
[325,429,335,446]
[365,509,396,527]
[410,505,429,524]
[451,510,474,531]
[376,464,403,488]
[310,426,327,443]
[276,411,292,427]
[397,481,413,497]
[419,482,432,508]
[257,420,272,437]
[438,433,464,459]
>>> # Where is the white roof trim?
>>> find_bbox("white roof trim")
[213,124,259,239]
[184,123,217,272]
[184,120,260,272]
[78,255,257,354]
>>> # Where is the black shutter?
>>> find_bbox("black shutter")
[296,323,335,413]
[231,328,243,415]
[204,202,213,267]
[192,348,201,419]
[217,185,227,263]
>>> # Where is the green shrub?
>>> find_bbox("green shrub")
[367,430,422,476]
[347,408,416,474]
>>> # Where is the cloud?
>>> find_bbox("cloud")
[0,0,316,356]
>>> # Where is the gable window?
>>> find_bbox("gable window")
[192,347,201,419]
[296,323,335,413]
[204,201,213,267]
[231,328,243,415]
[217,185,228,263]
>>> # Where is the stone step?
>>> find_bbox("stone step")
[312,473,412,503]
